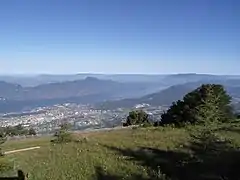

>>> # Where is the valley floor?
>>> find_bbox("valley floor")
[1,123,240,180]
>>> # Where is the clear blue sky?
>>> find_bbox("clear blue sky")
[0,0,239,74]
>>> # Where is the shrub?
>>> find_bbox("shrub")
[28,128,37,136]
[124,110,150,126]
[51,123,74,143]
[52,130,73,143]
[140,122,152,128]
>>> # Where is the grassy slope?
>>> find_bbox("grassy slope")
[1,124,240,180]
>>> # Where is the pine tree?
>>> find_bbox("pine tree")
[161,84,234,126]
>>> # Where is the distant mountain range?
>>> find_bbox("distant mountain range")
[0,77,164,113]
[96,79,240,110]
[0,77,168,101]
[0,74,166,86]
[0,73,240,113]
[0,73,238,86]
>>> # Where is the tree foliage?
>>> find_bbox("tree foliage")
[28,128,37,136]
[0,124,36,139]
[124,110,149,126]
[52,123,73,143]
[0,128,6,156]
[160,84,234,126]
[0,125,35,137]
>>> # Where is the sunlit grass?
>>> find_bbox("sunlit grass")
[0,125,239,179]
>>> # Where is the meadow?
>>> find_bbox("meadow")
[1,123,240,180]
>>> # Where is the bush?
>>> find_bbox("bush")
[52,130,73,143]
[131,126,139,130]
[28,128,37,136]
[124,110,150,126]
[140,122,152,128]
[0,124,33,137]
[51,123,74,143]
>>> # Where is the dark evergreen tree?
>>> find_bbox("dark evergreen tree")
[161,84,234,126]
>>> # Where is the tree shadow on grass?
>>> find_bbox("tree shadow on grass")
[186,129,240,180]
[93,166,121,180]
[101,131,240,180]
[93,166,155,180]
[101,145,189,180]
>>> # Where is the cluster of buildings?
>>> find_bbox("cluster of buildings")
[0,103,168,134]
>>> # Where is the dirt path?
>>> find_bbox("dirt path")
[4,146,40,155]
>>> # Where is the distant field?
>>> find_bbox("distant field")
[1,124,240,180]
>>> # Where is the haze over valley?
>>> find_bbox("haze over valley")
[0,73,240,134]
[1,73,240,113]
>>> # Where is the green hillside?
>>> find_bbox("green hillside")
[0,123,240,180]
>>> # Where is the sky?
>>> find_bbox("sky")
[0,0,239,75]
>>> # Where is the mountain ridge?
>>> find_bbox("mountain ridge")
[1,74,240,113]
[0,73,236,86]
[96,80,240,110]
[0,77,162,113]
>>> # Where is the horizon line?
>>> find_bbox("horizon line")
[0,72,239,76]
